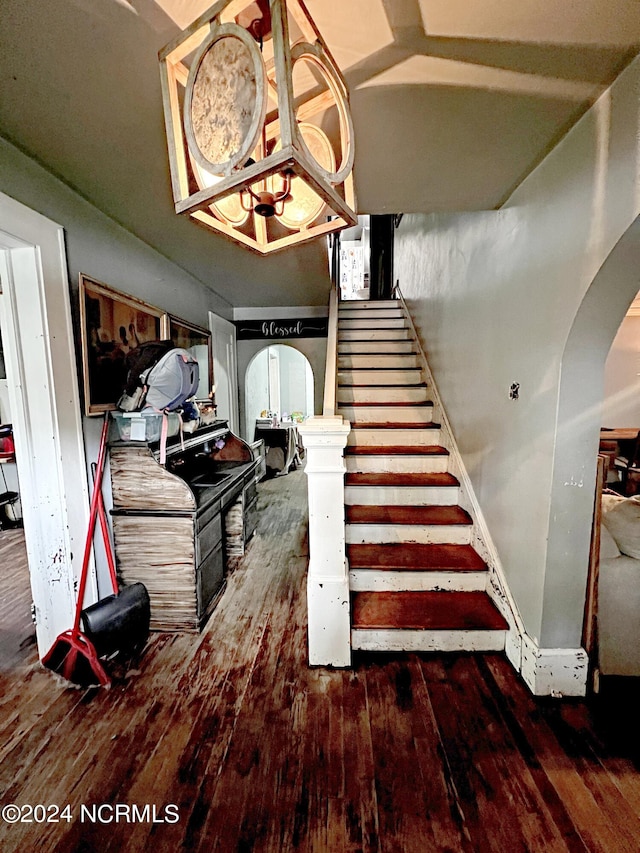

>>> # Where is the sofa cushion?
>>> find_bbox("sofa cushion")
[601,493,640,559]
[600,522,621,560]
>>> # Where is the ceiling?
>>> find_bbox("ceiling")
[1,0,639,308]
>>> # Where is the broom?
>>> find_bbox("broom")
[41,415,111,687]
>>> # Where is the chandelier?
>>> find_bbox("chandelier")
[159,0,357,254]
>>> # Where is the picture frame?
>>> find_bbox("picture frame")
[79,275,165,416]
[164,314,214,402]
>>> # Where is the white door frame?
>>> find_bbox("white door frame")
[0,193,92,657]
[209,311,239,434]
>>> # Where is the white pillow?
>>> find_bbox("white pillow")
[601,494,640,559]
[600,522,621,560]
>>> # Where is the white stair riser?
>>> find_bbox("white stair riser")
[347,428,441,446]
[346,455,449,474]
[339,369,423,386]
[338,401,433,424]
[346,524,472,545]
[340,300,400,310]
[344,484,459,505]
[337,386,428,403]
[349,570,487,593]
[339,308,405,320]
[339,340,416,354]
[340,318,408,330]
[338,405,433,424]
[338,329,413,341]
[338,354,420,369]
[351,629,506,653]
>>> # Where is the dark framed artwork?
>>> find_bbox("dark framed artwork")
[79,275,164,416]
[164,314,213,402]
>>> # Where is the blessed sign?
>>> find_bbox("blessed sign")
[235,318,328,340]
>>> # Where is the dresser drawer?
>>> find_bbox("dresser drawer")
[197,512,222,562]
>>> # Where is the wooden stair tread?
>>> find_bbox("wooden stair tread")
[338,350,418,355]
[338,338,414,343]
[346,445,449,456]
[340,401,431,407]
[339,383,426,388]
[347,542,486,571]
[346,505,472,525]
[351,591,508,631]
[339,367,419,372]
[345,472,459,487]
[339,325,408,329]
[338,383,427,388]
[350,422,439,430]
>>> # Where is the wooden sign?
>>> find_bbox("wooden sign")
[235,318,328,340]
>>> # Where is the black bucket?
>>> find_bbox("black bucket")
[81,582,150,658]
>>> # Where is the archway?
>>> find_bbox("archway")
[244,344,314,442]
[542,216,640,649]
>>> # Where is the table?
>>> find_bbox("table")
[600,428,640,441]
[254,422,303,475]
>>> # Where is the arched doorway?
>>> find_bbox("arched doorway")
[244,345,314,477]
[244,344,315,441]
[543,216,640,651]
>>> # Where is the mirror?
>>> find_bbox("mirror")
[164,314,213,403]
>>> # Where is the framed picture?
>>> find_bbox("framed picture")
[164,314,213,402]
[79,275,164,416]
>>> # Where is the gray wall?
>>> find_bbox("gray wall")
[394,55,640,649]
[0,136,234,594]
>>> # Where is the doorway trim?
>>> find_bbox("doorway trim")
[0,193,92,656]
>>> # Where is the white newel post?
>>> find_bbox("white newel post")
[299,415,352,667]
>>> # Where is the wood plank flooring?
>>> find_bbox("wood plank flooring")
[0,528,35,672]
[0,472,639,851]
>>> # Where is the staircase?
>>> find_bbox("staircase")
[336,299,508,653]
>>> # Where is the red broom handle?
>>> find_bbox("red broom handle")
[72,414,110,633]
[96,488,119,594]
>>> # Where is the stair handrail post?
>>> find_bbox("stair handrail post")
[299,286,351,666]
[323,287,339,417]
[299,415,351,667]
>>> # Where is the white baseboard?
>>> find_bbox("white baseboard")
[520,635,588,697]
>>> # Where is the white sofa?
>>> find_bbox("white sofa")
[598,494,640,676]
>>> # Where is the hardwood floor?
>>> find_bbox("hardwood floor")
[0,528,35,671]
[0,472,639,852]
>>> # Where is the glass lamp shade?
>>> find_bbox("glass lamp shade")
[190,157,250,227]
[270,124,336,230]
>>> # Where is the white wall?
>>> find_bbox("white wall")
[602,312,640,427]
[0,377,19,501]
[394,55,640,649]
[0,380,8,425]
[245,348,270,440]
[279,345,310,417]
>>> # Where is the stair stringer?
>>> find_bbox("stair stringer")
[396,288,525,673]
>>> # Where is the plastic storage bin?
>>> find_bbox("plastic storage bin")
[111,411,180,442]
